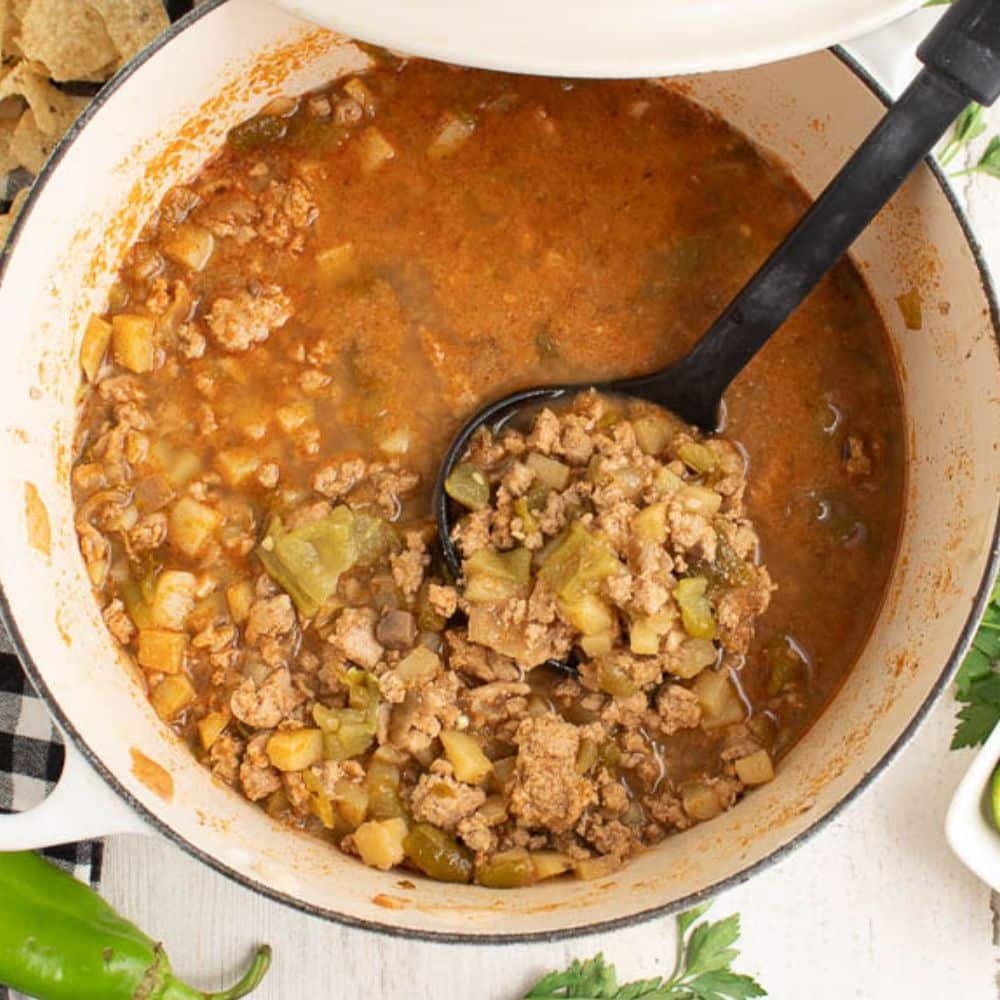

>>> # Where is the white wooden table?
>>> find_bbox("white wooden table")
[95,82,1000,1000]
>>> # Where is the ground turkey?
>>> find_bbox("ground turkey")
[205,283,292,352]
[509,715,597,834]
[410,771,486,832]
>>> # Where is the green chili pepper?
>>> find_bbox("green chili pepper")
[0,852,271,1000]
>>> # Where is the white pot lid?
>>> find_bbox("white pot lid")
[275,0,923,77]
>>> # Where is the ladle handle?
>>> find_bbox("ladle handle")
[676,0,1000,413]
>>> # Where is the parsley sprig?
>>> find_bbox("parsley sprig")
[523,903,766,999]
[952,576,1000,750]
[938,104,988,167]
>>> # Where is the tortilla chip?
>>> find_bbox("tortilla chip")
[8,90,85,173]
[10,110,48,172]
[19,0,117,82]
[87,0,169,65]
[0,186,31,246]
[1,0,27,62]
[0,63,86,138]
[0,116,18,174]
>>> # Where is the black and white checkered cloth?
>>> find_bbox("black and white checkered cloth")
[0,652,103,884]
[0,639,103,1000]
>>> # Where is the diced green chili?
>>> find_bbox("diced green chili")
[312,669,380,760]
[227,114,288,152]
[765,632,807,696]
[476,849,536,889]
[256,507,358,616]
[402,824,473,883]
[538,521,623,602]
[674,576,716,640]
[444,462,491,510]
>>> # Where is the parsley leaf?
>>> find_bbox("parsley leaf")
[952,576,1000,749]
[522,903,766,999]
[939,104,987,167]
[971,136,1000,179]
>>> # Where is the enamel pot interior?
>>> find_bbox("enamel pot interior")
[0,0,996,940]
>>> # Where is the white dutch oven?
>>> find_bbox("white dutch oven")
[0,0,996,941]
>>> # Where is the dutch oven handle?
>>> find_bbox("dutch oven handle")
[0,617,148,848]
[0,729,148,850]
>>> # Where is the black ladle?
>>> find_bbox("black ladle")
[435,0,1000,581]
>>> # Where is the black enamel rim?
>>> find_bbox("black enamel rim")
[0,0,997,944]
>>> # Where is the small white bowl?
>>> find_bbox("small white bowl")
[946,724,1000,890]
[277,0,924,78]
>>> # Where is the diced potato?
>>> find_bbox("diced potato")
[440,730,493,785]
[80,315,112,381]
[275,400,315,434]
[671,638,718,679]
[580,631,615,657]
[168,496,222,559]
[371,744,406,766]
[682,781,723,821]
[356,126,396,173]
[632,502,667,543]
[629,609,675,655]
[343,77,374,111]
[526,452,570,490]
[559,594,615,636]
[396,646,440,683]
[316,242,361,285]
[197,710,229,751]
[266,729,324,771]
[215,447,261,487]
[692,669,745,729]
[137,628,186,674]
[572,855,623,881]
[677,441,717,474]
[150,570,196,630]
[629,619,661,656]
[633,413,675,456]
[225,579,255,625]
[332,778,369,828]
[651,467,684,496]
[354,817,408,870]
[377,427,411,456]
[154,442,202,490]
[162,223,215,271]
[427,110,476,160]
[150,674,195,721]
[111,314,155,373]
[735,749,774,785]
[676,484,722,515]
[531,851,573,881]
